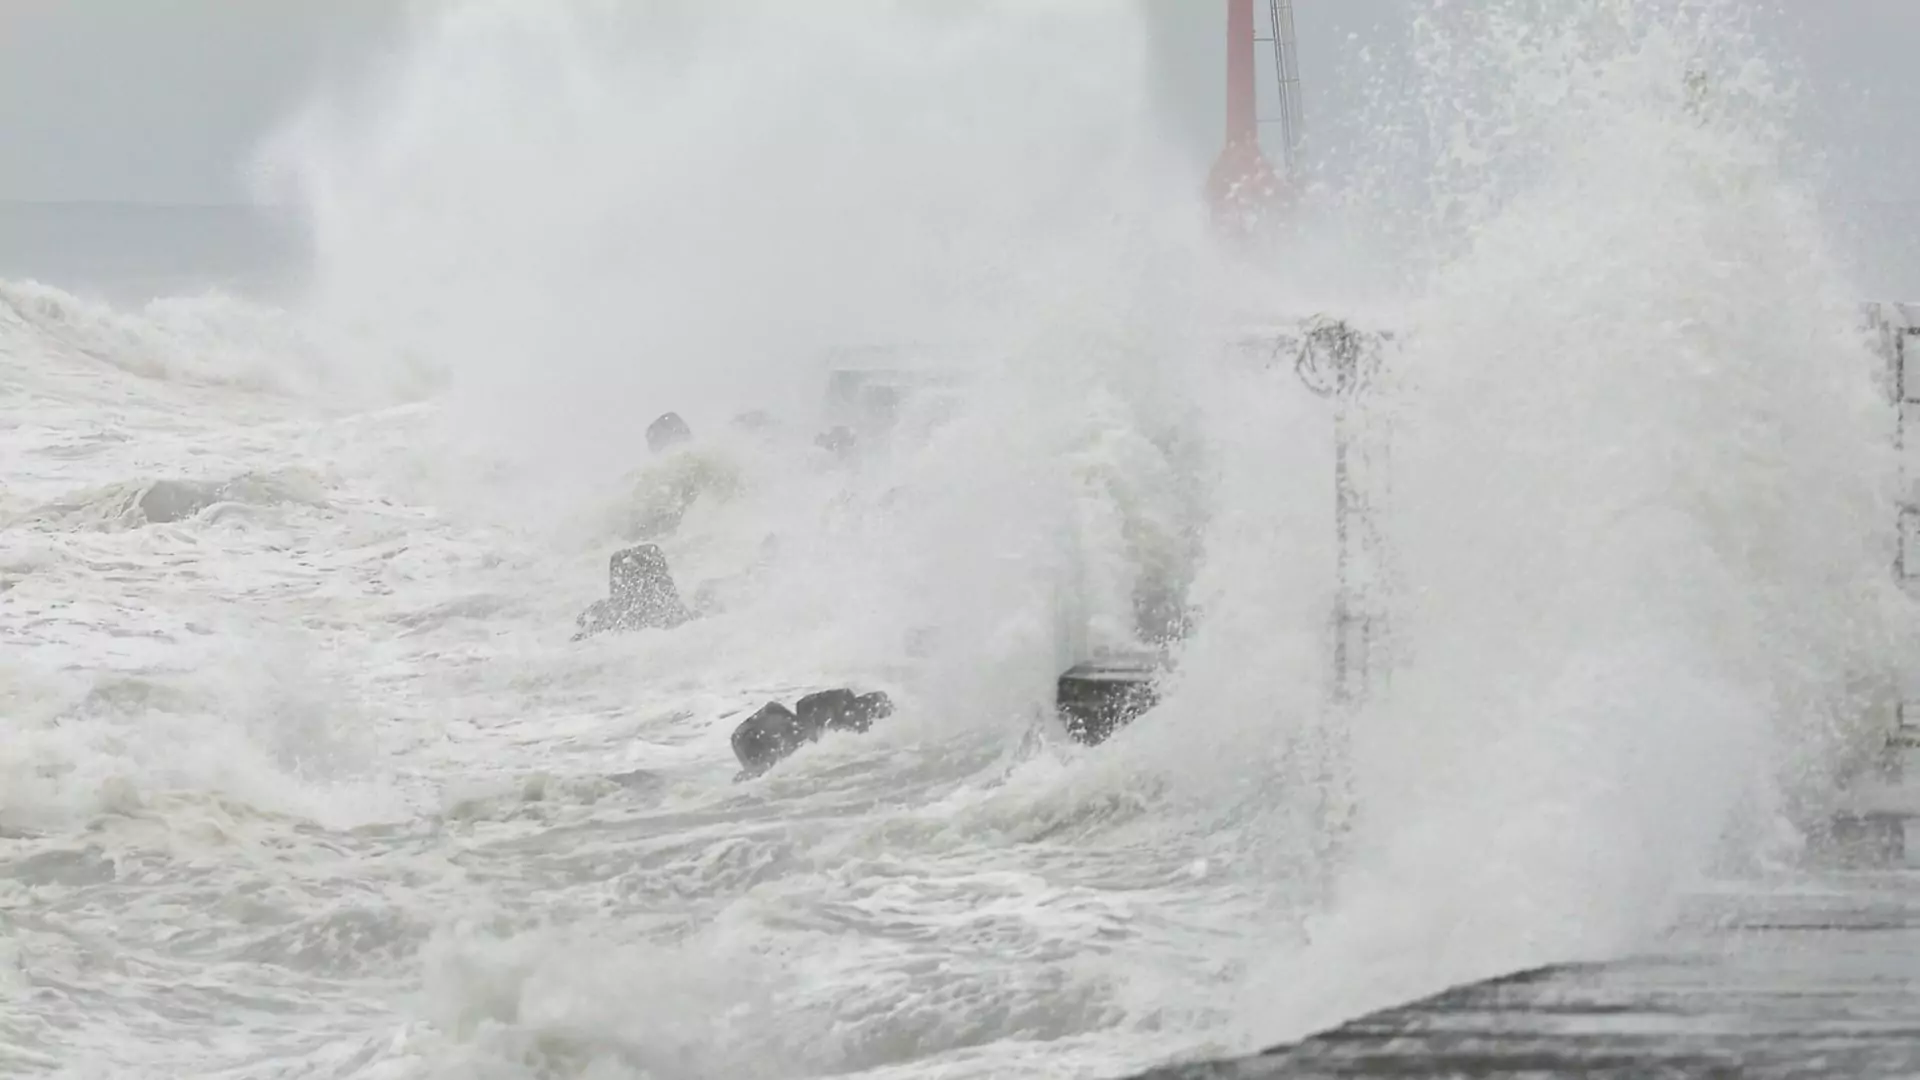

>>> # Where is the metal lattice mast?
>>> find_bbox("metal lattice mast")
[1264,0,1304,174]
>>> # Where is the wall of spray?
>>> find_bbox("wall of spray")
[242,0,1920,1060]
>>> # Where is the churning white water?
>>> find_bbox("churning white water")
[2,1,1911,1077]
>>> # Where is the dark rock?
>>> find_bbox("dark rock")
[793,689,855,736]
[849,691,895,733]
[610,544,681,609]
[1057,654,1161,746]
[731,688,895,778]
[731,702,817,780]
[573,544,692,640]
[796,689,895,735]
[647,411,692,454]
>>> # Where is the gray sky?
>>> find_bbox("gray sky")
[0,0,395,204]
[3,2,1917,208]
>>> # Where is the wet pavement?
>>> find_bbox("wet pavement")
[1128,871,1920,1079]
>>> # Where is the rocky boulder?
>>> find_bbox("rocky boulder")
[573,544,693,640]
[1057,652,1161,746]
[796,688,894,735]
[730,702,814,780]
[731,688,895,779]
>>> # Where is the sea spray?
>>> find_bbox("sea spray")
[1218,0,1916,1045]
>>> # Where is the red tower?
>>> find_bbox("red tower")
[1206,0,1291,235]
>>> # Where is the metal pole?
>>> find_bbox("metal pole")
[1295,317,1386,707]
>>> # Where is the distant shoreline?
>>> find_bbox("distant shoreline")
[0,199,297,210]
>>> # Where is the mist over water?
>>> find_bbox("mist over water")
[2,1,1914,1077]
[258,0,1246,732]
[260,1,1214,463]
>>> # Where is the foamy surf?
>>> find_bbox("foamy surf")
[4,1,1916,1078]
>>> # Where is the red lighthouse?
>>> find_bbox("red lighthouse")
[1206,0,1300,235]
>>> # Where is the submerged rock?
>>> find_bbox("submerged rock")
[731,688,895,779]
[814,426,857,457]
[136,473,327,525]
[13,471,331,531]
[136,479,224,524]
[615,410,753,539]
[573,544,692,640]
[619,448,744,541]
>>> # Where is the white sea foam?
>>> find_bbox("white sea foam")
[2,1,1912,1077]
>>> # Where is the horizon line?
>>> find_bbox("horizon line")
[0,198,300,211]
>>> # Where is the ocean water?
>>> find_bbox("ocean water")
[2,2,1914,1078]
